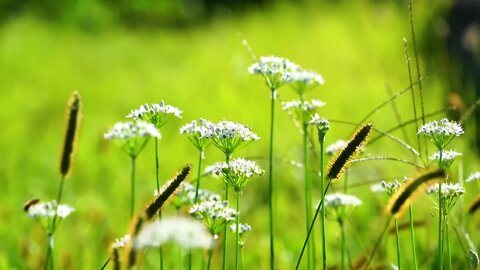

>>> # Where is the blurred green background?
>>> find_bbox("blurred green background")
[1,0,480,269]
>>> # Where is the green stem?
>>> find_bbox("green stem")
[268,89,276,270]
[131,156,136,218]
[340,219,346,270]
[445,216,452,270]
[207,237,214,270]
[46,174,66,270]
[222,154,231,270]
[240,246,245,270]
[194,150,204,203]
[395,219,401,270]
[303,124,313,270]
[319,133,327,270]
[235,192,241,270]
[155,138,164,270]
[438,150,444,270]
[409,206,418,270]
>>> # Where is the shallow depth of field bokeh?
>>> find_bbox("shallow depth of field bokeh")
[1,0,479,269]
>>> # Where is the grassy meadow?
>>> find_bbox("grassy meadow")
[1,1,479,269]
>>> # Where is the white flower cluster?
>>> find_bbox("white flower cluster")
[381,180,402,196]
[418,118,464,149]
[466,171,480,183]
[430,150,462,161]
[127,101,183,121]
[229,223,251,235]
[189,200,237,235]
[281,99,326,111]
[211,158,264,192]
[112,234,130,249]
[326,140,348,155]
[104,121,161,140]
[310,113,329,134]
[28,200,75,219]
[134,218,211,250]
[323,193,362,208]
[290,70,324,86]
[248,56,300,89]
[211,121,259,141]
[426,183,465,198]
[180,118,214,139]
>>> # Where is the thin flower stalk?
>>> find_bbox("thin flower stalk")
[395,219,402,270]
[303,123,314,270]
[409,205,418,270]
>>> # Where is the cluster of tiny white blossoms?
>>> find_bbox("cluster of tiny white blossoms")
[189,200,237,235]
[466,171,480,183]
[430,150,462,169]
[134,218,211,250]
[127,101,182,128]
[248,56,300,89]
[104,121,161,140]
[381,179,403,196]
[282,99,326,124]
[179,118,215,152]
[310,113,329,135]
[321,193,362,220]
[28,200,75,219]
[326,140,348,155]
[229,223,251,235]
[417,118,464,149]
[211,158,264,192]
[112,234,130,249]
[426,183,465,212]
[209,121,260,155]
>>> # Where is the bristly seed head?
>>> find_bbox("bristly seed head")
[327,123,373,180]
[60,91,82,179]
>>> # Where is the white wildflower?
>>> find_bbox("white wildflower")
[282,99,326,124]
[430,150,462,169]
[229,223,252,235]
[210,121,260,155]
[248,56,300,89]
[28,200,75,219]
[180,118,214,152]
[211,158,264,192]
[104,121,160,157]
[310,113,329,135]
[127,101,182,128]
[418,118,464,149]
[426,183,465,213]
[189,200,237,235]
[134,217,211,250]
[466,171,480,183]
[290,70,324,96]
[321,193,361,220]
[112,234,130,249]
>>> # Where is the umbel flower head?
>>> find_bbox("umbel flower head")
[127,101,182,128]
[282,99,326,125]
[134,217,211,250]
[180,118,214,153]
[104,121,160,158]
[321,193,362,221]
[209,121,260,156]
[466,172,480,183]
[248,56,300,90]
[426,183,465,213]
[229,223,251,247]
[429,150,462,169]
[189,200,237,236]
[380,178,406,197]
[26,200,74,231]
[211,158,264,192]
[418,118,464,149]
[310,113,329,140]
[289,70,324,97]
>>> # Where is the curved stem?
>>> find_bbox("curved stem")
[395,219,401,270]
[409,206,418,270]
[268,89,276,270]
[155,138,164,270]
[131,156,136,218]
[235,193,241,270]
[319,134,327,270]
[303,124,313,270]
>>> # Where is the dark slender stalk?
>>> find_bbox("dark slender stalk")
[296,180,332,270]
[100,257,111,270]
[319,133,327,270]
[268,89,276,270]
[409,206,418,270]
[131,156,136,218]
[235,192,241,270]
[395,219,402,270]
[155,138,164,270]
[303,124,313,270]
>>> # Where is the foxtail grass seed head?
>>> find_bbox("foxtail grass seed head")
[429,150,462,169]
[466,172,480,183]
[104,120,160,158]
[145,164,191,219]
[321,193,362,221]
[209,121,260,156]
[230,223,251,247]
[211,158,264,192]
[124,215,144,267]
[282,99,326,125]
[327,123,373,180]
[426,183,465,213]
[134,217,211,250]
[189,200,237,236]
[289,70,324,97]
[127,101,182,128]
[417,118,464,149]
[248,56,300,89]
[468,195,480,215]
[326,140,348,156]
[180,118,214,153]
[60,91,82,179]
[386,169,446,218]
